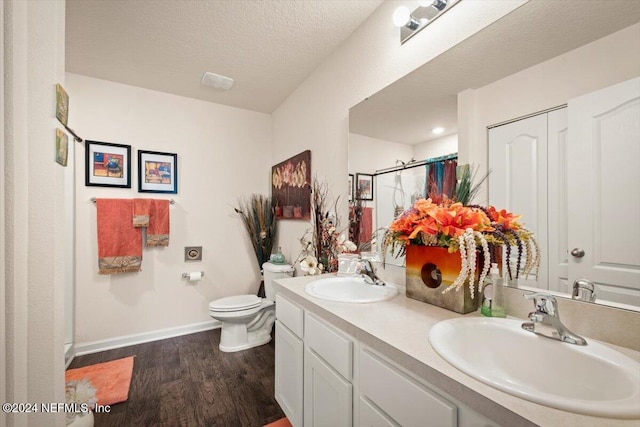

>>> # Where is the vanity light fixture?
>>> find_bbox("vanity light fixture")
[394,0,460,44]
[392,6,421,30]
[432,127,445,135]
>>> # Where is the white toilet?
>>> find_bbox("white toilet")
[208,262,294,352]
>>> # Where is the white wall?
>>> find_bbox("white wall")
[272,1,525,271]
[413,133,458,162]
[67,74,272,346]
[3,0,67,425]
[460,23,640,196]
[348,132,413,175]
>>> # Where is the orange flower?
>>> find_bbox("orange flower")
[435,203,492,237]
[486,206,522,230]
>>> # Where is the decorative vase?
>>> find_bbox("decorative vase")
[293,206,303,218]
[405,245,480,314]
[275,205,282,217]
[282,205,294,218]
[68,411,94,427]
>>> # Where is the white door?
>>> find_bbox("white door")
[568,77,640,307]
[304,347,352,427]
[488,113,549,288]
[547,108,570,294]
[275,321,304,427]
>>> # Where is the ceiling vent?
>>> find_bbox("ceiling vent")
[201,72,234,91]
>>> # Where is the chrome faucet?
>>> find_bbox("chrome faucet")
[521,293,587,346]
[357,259,386,286]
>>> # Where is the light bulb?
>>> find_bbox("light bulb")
[392,6,411,27]
[432,127,445,135]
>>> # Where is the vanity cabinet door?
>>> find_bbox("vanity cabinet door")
[359,348,456,427]
[275,320,304,427]
[304,347,353,427]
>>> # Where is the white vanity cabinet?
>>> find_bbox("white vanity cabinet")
[275,291,500,427]
[357,346,457,427]
[275,294,304,427]
[304,312,353,427]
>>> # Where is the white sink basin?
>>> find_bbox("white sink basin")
[429,317,640,419]
[304,276,398,303]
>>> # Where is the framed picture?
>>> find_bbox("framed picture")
[85,140,131,188]
[356,173,374,201]
[348,174,354,202]
[138,150,178,194]
[271,150,311,220]
[55,83,69,127]
[55,129,68,167]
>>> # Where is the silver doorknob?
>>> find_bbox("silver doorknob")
[571,248,585,258]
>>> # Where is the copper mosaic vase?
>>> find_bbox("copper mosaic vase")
[405,245,479,314]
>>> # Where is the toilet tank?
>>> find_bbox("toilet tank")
[263,262,294,301]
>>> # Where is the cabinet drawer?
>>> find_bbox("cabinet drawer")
[276,294,304,338]
[305,312,353,380]
[359,348,456,427]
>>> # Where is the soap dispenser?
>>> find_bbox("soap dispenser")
[489,262,507,318]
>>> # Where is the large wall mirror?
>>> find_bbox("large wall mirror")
[348,0,640,311]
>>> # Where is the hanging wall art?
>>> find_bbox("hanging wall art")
[271,150,311,220]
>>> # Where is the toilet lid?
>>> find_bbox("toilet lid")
[209,295,262,312]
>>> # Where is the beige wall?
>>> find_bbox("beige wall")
[348,133,413,175]
[460,23,640,191]
[3,0,67,425]
[68,74,272,347]
[272,1,525,271]
[413,134,458,163]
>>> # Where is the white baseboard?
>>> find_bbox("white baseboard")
[74,319,221,356]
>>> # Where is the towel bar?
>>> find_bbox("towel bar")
[91,197,175,204]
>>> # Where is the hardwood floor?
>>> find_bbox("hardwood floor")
[68,329,285,427]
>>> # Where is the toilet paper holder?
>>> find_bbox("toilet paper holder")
[182,271,205,278]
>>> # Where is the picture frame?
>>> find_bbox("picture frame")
[85,140,131,188]
[271,150,311,220]
[348,174,354,202]
[138,150,178,194]
[55,128,68,167]
[55,83,69,127]
[356,173,374,201]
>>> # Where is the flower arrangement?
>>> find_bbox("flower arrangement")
[383,166,540,297]
[233,194,277,269]
[296,179,356,275]
[65,378,97,425]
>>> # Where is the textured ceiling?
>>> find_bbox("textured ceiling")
[66,0,383,113]
[350,0,640,145]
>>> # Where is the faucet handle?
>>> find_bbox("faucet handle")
[525,293,558,316]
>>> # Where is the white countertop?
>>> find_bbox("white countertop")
[274,274,640,427]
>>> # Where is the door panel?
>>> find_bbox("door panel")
[489,113,548,288]
[568,77,640,305]
[547,108,569,293]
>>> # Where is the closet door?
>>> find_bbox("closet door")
[488,113,548,288]
[547,108,570,294]
[567,77,640,306]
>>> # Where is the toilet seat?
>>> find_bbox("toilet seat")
[209,295,262,312]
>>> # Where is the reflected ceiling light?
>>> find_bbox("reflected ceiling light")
[393,6,420,30]
[418,0,448,11]
[432,127,445,134]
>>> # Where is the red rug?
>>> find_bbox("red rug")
[65,356,134,406]
[263,417,292,427]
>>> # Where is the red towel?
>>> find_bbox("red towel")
[146,199,170,247]
[132,198,152,227]
[360,207,373,244]
[96,199,142,274]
